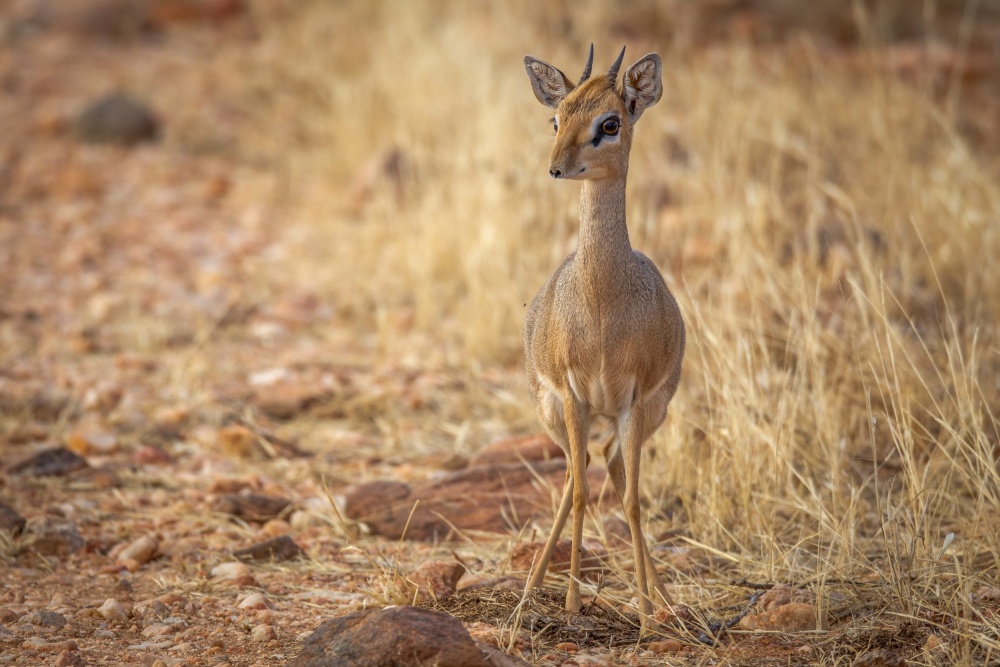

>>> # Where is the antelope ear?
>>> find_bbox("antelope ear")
[524,56,573,109]
[622,53,662,121]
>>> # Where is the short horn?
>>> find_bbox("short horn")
[607,45,626,84]
[578,43,594,85]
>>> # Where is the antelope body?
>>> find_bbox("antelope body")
[522,46,685,626]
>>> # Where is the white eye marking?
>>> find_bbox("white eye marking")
[590,112,621,145]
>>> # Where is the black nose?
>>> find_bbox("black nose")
[549,168,561,178]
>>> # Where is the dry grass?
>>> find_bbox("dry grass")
[96,0,1000,662]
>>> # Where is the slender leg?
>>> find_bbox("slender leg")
[525,468,573,590]
[562,392,590,613]
[606,448,672,606]
[618,405,654,629]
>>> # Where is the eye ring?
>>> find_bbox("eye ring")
[601,118,620,135]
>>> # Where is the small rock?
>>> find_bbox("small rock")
[251,383,329,419]
[55,650,88,667]
[653,603,694,627]
[211,561,251,581]
[217,425,260,459]
[133,445,172,466]
[7,448,89,477]
[142,623,177,637]
[404,560,465,602]
[75,93,159,146]
[238,593,274,611]
[26,518,86,558]
[554,641,578,653]
[117,535,158,566]
[465,622,527,651]
[286,605,530,667]
[232,535,303,562]
[739,603,823,632]
[924,634,943,651]
[0,608,19,623]
[97,598,130,623]
[134,599,170,620]
[852,649,907,667]
[213,494,291,522]
[647,639,684,653]
[250,624,275,642]
[20,638,78,652]
[509,539,605,582]
[66,428,118,455]
[974,585,1000,602]
[18,610,67,627]
[0,501,26,535]
[758,583,810,610]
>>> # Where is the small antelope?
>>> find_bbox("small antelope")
[522,45,685,625]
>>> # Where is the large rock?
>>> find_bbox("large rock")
[343,460,606,541]
[7,447,88,477]
[286,606,529,667]
[0,501,26,535]
[232,535,303,562]
[212,493,291,522]
[75,93,159,146]
[469,435,563,467]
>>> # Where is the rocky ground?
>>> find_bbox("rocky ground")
[3,1,1000,666]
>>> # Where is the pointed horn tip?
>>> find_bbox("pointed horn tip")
[578,43,595,86]
[607,45,626,82]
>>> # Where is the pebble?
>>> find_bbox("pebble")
[237,593,273,611]
[211,562,251,581]
[232,535,303,562]
[250,624,275,642]
[739,602,822,632]
[18,610,67,627]
[0,502,26,535]
[55,650,87,667]
[7,448,89,477]
[647,639,684,653]
[555,641,579,653]
[134,599,170,620]
[25,518,86,557]
[97,599,130,624]
[67,428,118,455]
[117,535,159,566]
[21,638,78,652]
[74,92,159,146]
[217,425,259,459]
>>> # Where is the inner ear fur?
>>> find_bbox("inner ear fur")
[524,56,573,109]
[622,53,662,121]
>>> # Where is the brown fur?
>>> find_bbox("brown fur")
[522,48,684,628]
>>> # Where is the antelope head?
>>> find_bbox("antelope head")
[524,45,663,181]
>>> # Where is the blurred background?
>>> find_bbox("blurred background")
[2,0,1000,579]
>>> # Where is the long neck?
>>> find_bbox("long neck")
[576,175,632,272]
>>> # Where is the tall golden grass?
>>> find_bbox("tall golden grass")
[233,0,1000,656]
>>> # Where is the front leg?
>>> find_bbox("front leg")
[562,390,590,613]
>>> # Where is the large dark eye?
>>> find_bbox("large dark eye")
[551,118,558,134]
[602,118,620,135]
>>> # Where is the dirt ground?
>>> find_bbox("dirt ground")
[3,1,1000,666]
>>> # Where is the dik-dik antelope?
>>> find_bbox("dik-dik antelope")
[522,45,685,626]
